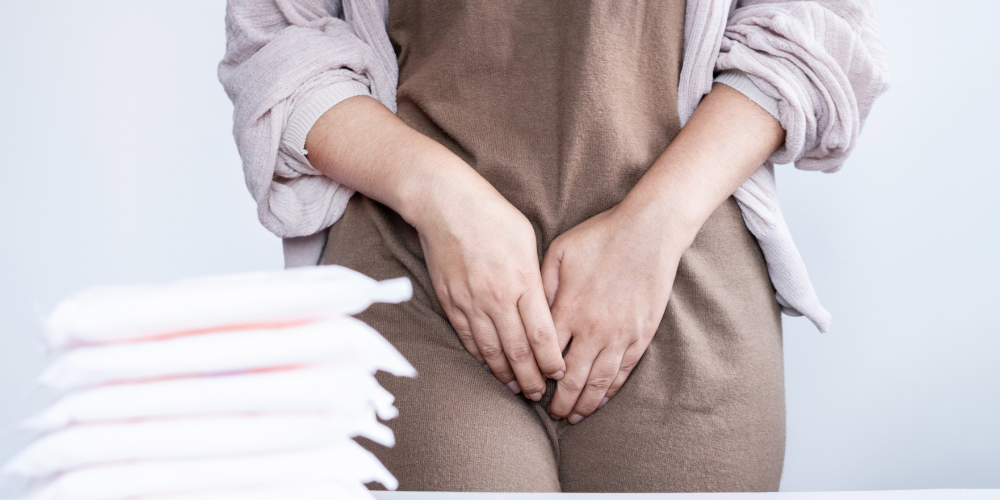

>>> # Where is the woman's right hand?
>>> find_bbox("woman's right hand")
[410,167,566,400]
[305,95,565,400]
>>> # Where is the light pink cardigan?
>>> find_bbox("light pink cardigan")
[219,0,890,332]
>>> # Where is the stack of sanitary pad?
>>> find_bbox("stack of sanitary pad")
[2,266,415,500]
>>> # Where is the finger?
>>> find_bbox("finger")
[518,286,566,380]
[543,246,574,352]
[540,242,564,307]
[468,312,517,390]
[569,346,626,421]
[443,305,484,365]
[604,342,646,400]
[547,341,600,420]
[491,307,547,401]
[551,306,574,354]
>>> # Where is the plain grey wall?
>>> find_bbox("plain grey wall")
[0,0,996,495]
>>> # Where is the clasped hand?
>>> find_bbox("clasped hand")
[540,205,683,423]
[306,85,782,422]
[416,173,684,421]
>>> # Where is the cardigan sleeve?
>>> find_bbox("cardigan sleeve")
[715,0,891,172]
[714,69,781,120]
[218,0,394,239]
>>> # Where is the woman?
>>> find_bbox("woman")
[220,0,889,492]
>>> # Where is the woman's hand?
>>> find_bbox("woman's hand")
[410,167,567,400]
[305,95,566,400]
[542,83,787,422]
[541,204,685,423]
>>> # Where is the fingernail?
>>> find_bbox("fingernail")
[550,370,564,380]
[568,414,584,424]
[483,364,492,373]
[527,392,542,402]
[598,397,609,409]
[507,380,521,394]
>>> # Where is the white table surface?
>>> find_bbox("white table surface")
[373,490,1000,499]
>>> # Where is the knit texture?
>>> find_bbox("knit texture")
[325,194,785,492]
[219,0,891,332]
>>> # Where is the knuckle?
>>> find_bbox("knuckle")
[454,329,475,343]
[528,326,554,345]
[610,334,633,350]
[445,283,472,306]
[482,278,507,303]
[618,359,638,374]
[478,343,504,359]
[587,375,614,391]
[513,267,534,288]
[560,376,585,393]
[583,317,605,335]
[505,343,533,364]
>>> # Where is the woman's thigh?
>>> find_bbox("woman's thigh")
[556,198,786,493]
[323,195,560,492]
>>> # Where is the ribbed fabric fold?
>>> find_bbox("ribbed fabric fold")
[714,69,780,120]
[282,80,373,157]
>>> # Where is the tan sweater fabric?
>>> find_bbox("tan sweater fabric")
[317,1,787,490]
[219,0,891,332]
[385,0,689,252]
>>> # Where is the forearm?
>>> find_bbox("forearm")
[304,95,495,230]
[620,83,786,246]
[307,96,565,395]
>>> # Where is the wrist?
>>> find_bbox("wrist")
[615,180,707,251]
[395,153,500,233]
[609,81,786,253]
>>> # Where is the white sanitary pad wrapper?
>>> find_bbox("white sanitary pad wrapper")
[22,443,397,500]
[25,366,400,431]
[3,266,415,500]
[40,316,416,390]
[44,266,412,350]
[5,414,395,478]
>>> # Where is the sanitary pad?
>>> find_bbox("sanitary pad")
[25,366,400,431]
[23,444,396,500]
[2,266,415,500]
[45,266,412,350]
[40,316,415,390]
[6,414,395,478]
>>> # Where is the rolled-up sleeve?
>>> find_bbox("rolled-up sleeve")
[218,0,390,239]
[715,0,891,172]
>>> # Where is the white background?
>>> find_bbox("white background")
[0,0,997,494]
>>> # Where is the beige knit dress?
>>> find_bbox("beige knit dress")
[321,0,786,492]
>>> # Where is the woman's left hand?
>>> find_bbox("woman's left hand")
[541,203,687,424]
[541,83,788,423]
